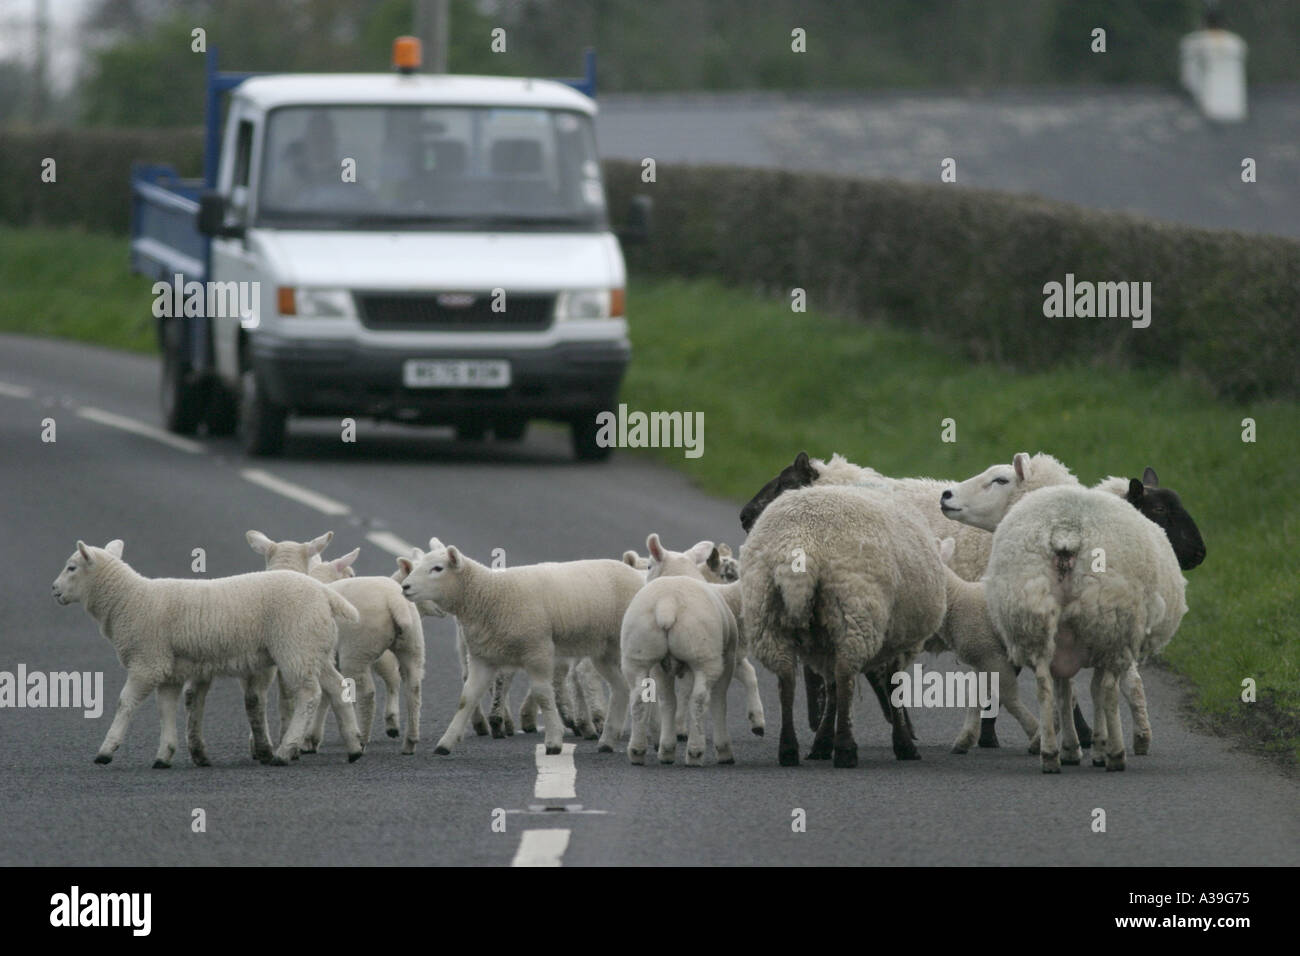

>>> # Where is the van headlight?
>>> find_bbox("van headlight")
[277,287,355,318]
[555,288,624,321]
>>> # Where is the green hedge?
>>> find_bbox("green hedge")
[605,160,1300,401]
[0,128,203,234]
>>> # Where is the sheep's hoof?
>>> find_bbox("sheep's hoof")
[628,748,646,765]
[545,745,563,755]
[520,719,537,734]
[977,730,1000,749]
[582,729,599,741]
[1027,738,1041,755]
[434,745,451,755]
[806,741,832,760]
[1041,751,1061,773]
[152,759,171,769]
[596,743,613,753]
[685,750,704,766]
[1092,754,1107,767]
[751,725,765,736]
[950,744,970,755]
[716,750,735,765]
[270,755,290,767]
[1105,752,1126,772]
[592,717,606,735]
[1133,734,1151,755]
[347,751,363,763]
[893,745,921,761]
[94,754,112,765]
[1061,748,1082,766]
[778,747,800,767]
[489,717,506,739]
[657,748,676,764]
[190,752,211,768]
[387,728,400,739]
[833,745,858,768]
[677,733,688,742]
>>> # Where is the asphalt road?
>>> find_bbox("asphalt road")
[0,334,1295,865]
[597,86,1300,239]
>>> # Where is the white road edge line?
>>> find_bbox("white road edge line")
[365,531,418,557]
[239,468,351,516]
[0,381,34,399]
[76,406,205,455]
[534,743,578,799]
[511,829,571,867]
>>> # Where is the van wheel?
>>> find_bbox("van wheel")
[238,369,286,456]
[571,409,612,461]
[160,321,206,435]
[494,419,527,442]
[205,384,239,436]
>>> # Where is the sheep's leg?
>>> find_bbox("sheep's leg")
[577,659,608,736]
[998,664,1040,753]
[1034,660,1060,773]
[624,662,652,765]
[951,706,982,754]
[655,663,679,764]
[95,673,154,764]
[317,663,365,761]
[807,674,837,760]
[242,668,276,764]
[684,668,715,767]
[1123,661,1151,755]
[1072,700,1093,749]
[184,679,212,767]
[275,667,294,741]
[1102,669,1126,771]
[566,661,599,740]
[803,664,825,731]
[832,660,859,768]
[437,657,498,755]
[1056,676,1082,765]
[373,650,402,739]
[458,625,490,737]
[525,660,566,756]
[489,670,515,738]
[590,655,631,754]
[303,676,330,754]
[675,671,690,741]
[777,664,800,766]
[1089,669,1108,766]
[271,680,318,765]
[339,653,376,747]
[152,682,182,769]
[553,663,580,737]
[397,652,422,755]
[737,656,765,736]
[712,654,736,765]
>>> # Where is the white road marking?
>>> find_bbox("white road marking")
[510,829,571,867]
[365,530,418,557]
[0,382,34,399]
[76,406,205,454]
[534,743,578,799]
[239,469,351,515]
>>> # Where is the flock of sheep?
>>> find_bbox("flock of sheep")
[51,449,1204,774]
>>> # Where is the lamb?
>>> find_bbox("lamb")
[741,485,948,767]
[621,535,738,766]
[51,539,364,767]
[401,539,643,755]
[980,486,1188,772]
[934,537,1041,754]
[304,548,425,755]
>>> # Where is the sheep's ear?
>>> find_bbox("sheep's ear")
[308,531,334,557]
[795,451,818,482]
[334,548,360,572]
[647,533,665,563]
[446,546,462,568]
[1142,467,1159,488]
[706,547,722,573]
[717,542,732,558]
[1126,478,1146,507]
[622,550,640,567]
[685,540,715,564]
[77,540,92,562]
[939,537,956,564]
[1013,452,1031,482]
[428,537,443,552]
[246,530,273,555]
[395,556,414,575]
[104,539,124,558]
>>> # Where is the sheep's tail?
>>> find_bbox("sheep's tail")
[1048,523,1082,580]
[325,588,361,623]
[654,595,679,632]
[773,559,816,629]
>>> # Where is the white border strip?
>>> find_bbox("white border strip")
[365,531,418,557]
[534,743,577,799]
[0,381,34,399]
[77,406,205,454]
[240,469,351,516]
[511,829,571,867]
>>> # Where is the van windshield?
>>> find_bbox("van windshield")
[258,105,608,231]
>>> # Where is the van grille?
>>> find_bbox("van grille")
[357,293,555,332]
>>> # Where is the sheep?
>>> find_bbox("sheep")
[980,486,1188,772]
[741,485,948,767]
[740,450,1079,746]
[401,539,643,755]
[51,539,364,767]
[305,548,425,755]
[622,535,738,766]
[934,537,1041,754]
[943,464,1205,754]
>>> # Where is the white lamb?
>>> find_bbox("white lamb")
[305,548,425,755]
[622,535,739,766]
[401,539,643,755]
[981,486,1187,772]
[51,539,364,767]
[741,485,948,767]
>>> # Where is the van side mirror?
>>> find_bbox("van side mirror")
[619,194,652,245]
[197,192,242,239]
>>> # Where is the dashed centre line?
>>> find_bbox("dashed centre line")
[76,406,206,454]
[365,530,419,557]
[0,381,34,399]
[511,829,571,867]
[534,743,578,799]
[239,468,351,515]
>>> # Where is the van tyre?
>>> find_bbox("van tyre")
[160,320,206,435]
[204,384,239,436]
[238,368,287,456]
[494,419,527,442]
[571,409,612,461]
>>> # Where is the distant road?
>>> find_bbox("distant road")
[597,84,1300,239]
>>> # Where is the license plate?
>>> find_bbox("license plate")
[402,360,511,388]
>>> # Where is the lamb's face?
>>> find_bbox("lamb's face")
[401,539,461,609]
[940,455,1030,532]
[309,548,359,583]
[740,451,819,532]
[52,539,123,605]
